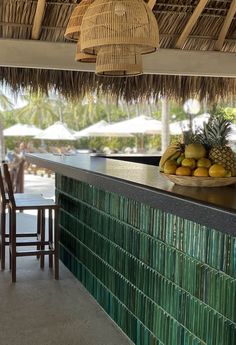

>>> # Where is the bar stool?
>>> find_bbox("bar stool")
[0,166,44,270]
[3,163,59,282]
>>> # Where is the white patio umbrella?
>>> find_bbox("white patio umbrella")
[35,121,76,141]
[193,113,211,129]
[74,120,108,138]
[230,123,236,132]
[170,113,210,135]
[3,124,42,137]
[88,125,134,137]
[169,120,188,135]
[229,124,236,141]
[90,116,161,136]
[229,133,236,141]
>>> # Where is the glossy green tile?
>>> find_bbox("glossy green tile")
[56,175,236,345]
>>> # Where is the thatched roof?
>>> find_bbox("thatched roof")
[1,0,236,102]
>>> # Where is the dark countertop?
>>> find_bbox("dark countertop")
[92,153,162,157]
[92,153,161,166]
[26,153,236,236]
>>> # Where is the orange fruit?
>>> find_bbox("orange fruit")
[209,164,227,178]
[164,160,177,174]
[197,158,212,168]
[181,158,196,170]
[176,166,192,176]
[193,167,209,177]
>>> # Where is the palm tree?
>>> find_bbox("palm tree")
[65,100,87,130]
[50,97,71,124]
[16,91,57,129]
[0,91,14,160]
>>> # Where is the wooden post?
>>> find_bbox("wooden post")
[161,97,170,153]
[32,0,46,40]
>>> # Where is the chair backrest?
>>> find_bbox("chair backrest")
[0,164,8,204]
[3,163,16,208]
[15,159,25,193]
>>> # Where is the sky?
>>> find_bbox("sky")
[1,85,27,109]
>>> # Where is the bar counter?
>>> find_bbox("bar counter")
[27,153,236,345]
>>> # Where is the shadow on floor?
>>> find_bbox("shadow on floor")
[0,212,133,345]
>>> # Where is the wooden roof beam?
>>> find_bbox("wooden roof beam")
[175,0,209,49]
[214,0,236,51]
[2,39,236,78]
[32,0,46,40]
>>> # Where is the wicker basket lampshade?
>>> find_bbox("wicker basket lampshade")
[96,45,142,76]
[75,39,96,63]
[64,0,94,41]
[64,0,96,62]
[80,0,159,55]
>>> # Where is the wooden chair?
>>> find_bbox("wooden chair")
[2,163,59,282]
[0,166,44,270]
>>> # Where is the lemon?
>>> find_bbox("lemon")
[209,164,227,178]
[197,158,212,168]
[182,158,196,170]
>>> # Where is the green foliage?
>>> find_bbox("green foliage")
[169,100,187,121]
[15,91,58,128]
[209,103,236,123]
[147,135,161,151]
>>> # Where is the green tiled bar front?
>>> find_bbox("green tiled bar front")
[56,174,236,345]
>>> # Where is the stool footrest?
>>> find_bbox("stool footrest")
[15,240,51,246]
[5,232,38,238]
[2,233,40,245]
[14,249,55,257]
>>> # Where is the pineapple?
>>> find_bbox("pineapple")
[196,116,236,176]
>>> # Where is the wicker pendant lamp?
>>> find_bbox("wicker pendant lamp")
[75,39,96,63]
[80,0,159,55]
[64,0,96,62]
[64,0,94,41]
[96,45,142,76]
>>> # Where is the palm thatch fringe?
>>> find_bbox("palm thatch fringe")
[1,67,236,103]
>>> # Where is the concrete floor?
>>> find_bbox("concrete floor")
[0,174,133,345]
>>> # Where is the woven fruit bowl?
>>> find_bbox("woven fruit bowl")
[161,173,236,187]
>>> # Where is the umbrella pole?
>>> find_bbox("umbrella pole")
[135,136,138,151]
[141,134,144,152]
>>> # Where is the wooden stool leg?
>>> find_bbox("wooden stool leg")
[9,208,12,271]
[11,210,16,283]
[0,203,6,270]
[40,209,45,269]
[49,209,53,268]
[36,209,41,259]
[54,208,59,280]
